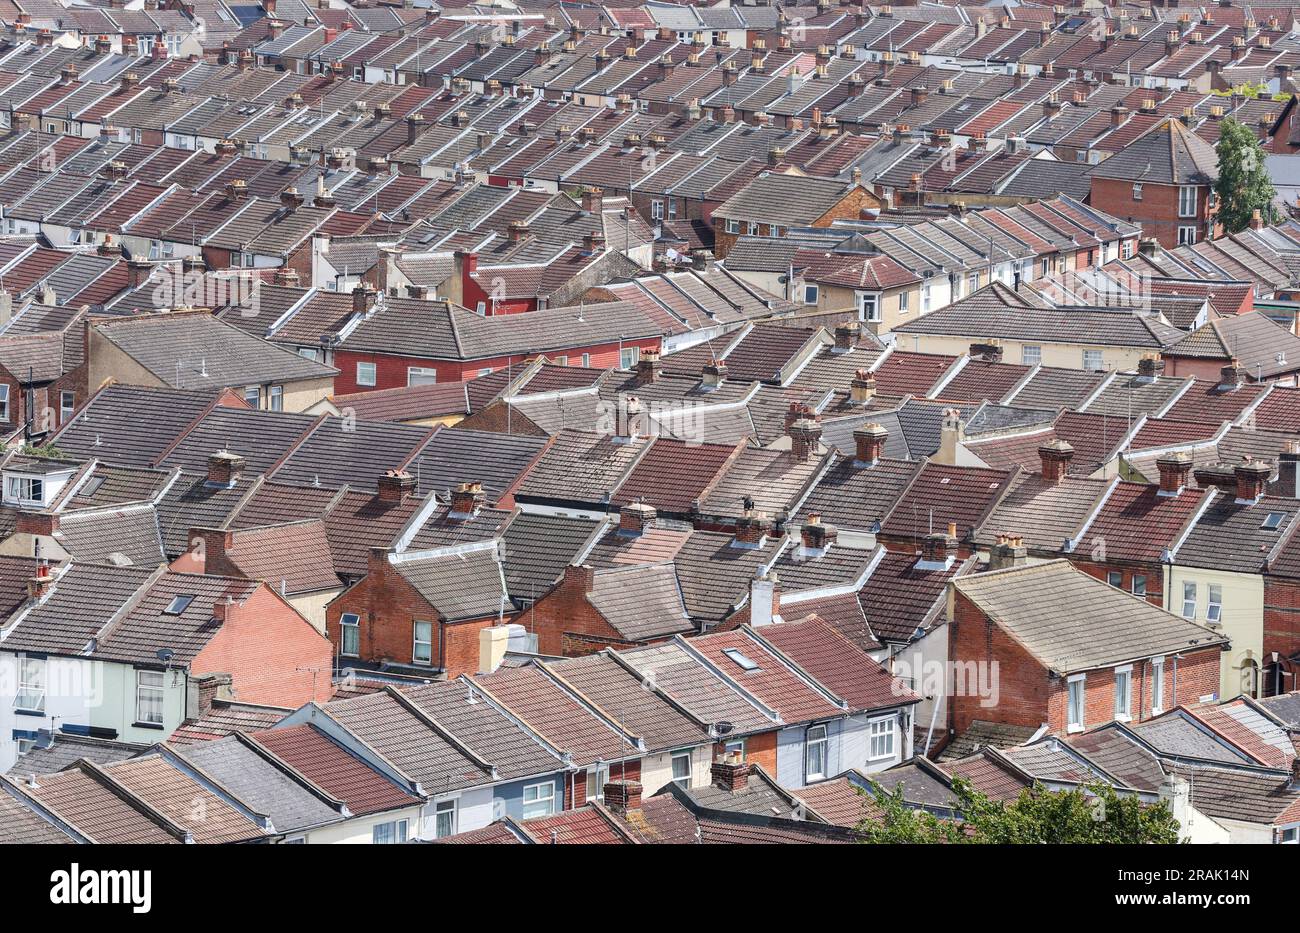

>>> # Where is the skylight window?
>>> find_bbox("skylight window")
[164,594,196,615]
[1263,513,1286,531]
[80,476,105,497]
[723,648,759,672]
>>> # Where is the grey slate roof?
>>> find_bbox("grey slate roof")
[388,540,507,623]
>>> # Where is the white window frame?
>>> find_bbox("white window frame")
[434,798,457,838]
[1132,575,1147,598]
[136,669,165,726]
[4,475,42,506]
[897,290,909,313]
[671,750,691,787]
[585,764,608,802]
[1182,581,1197,619]
[1151,656,1165,715]
[619,346,640,370]
[723,737,746,760]
[1177,225,1197,246]
[243,386,260,409]
[267,385,283,412]
[868,716,896,761]
[1207,584,1222,624]
[1067,673,1086,732]
[413,620,433,665]
[803,284,819,305]
[59,391,74,422]
[407,367,438,387]
[805,723,828,781]
[1107,571,1123,588]
[15,655,45,713]
[1083,349,1103,371]
[1021,345,1041,366]
[372,818,409,844]
[1178,185,1197,218]
[1114,665,1132,721]
[0,383,10,422]
[356,362,377,387]
[340,612,360,657]
[858,292,880,322]
[725,219,740,234]
[650,199,664,220]
[1132,183,1143,201]
[522,781,556,819]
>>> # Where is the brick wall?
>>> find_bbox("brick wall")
[523,565,621,656]
[1264,578,1300,669]
[714,729,777,776]
[1089,177,1215,249]
[1070,558,1165,607]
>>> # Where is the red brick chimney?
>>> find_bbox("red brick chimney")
[207,450,245,487]
[580,186,603,215]
[188,527,237,576]
[788,416,823,463]
[854,422,888,465]
[920,522,958,565]
[352,285,377,317]
[1039,439,1074,484]
[26,562,53,600]
[603,780,643,814]
[733,509,768,547]
[634,350,661,386]
[1235,459,1272,503]
[1156,453,1192,496]
[850,370,876,405]
[563,563,595,592]
[711,753,750,791]
[800,513,837,551]
[619,502,656,536]
[377,470,416,502]
[833,322,859,352]
[16,511,57,537]
[449,481,484,517]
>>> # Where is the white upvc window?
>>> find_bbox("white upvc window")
[136,669,165,725]
[619,346,640,370]
[585,764,608,801]
[15,655,45,713]
[1279,826,1299,844]
[1178,225,1197,246]
[1083,349,1103,370]
[671,751,691,787]
[243,386,260,408]
[267,385,283,412]
[1067,674,1086,732]
[413,620,433,665]
[59,391,74,422]
[725,219,739,234]
[1151,657,1165,714]
[372,818,409,844]
[1121,239,1135,260]
[650,199,664,220]
[1114,665,1132,721]
[1132,183,1143,201]
[1107,571,1123,588]
[869,717,896,760]
[1021,345,1041,366]
[340,612,360,657]
[805,723,828,781]
[858,292,880,322]
[0,383,10,422]
[522,781,556,819]
[1207,584,1223,624]
[434,798,457,838]
[1132,575,1147,598]
[1182,581,1197,619]
[5,476,43,506]
[803,284,819,305]
[581,353,590,367]
[1178,185,1197,218]
[897,290,909,313]
[357,362,377,387]
[407,367,437,386]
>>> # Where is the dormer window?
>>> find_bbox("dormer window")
[4,475,42,507]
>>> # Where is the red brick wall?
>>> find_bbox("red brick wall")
[1089,177,1215,249]
[1264,579,1300,669]
[192,586,334,707]
[713,729,777,776]
[523,565,622,656]
[1070,558,1164,607]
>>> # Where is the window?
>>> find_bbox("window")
[859,292,880,322]
[372,818,408,844]
[585,764,608,801]
[407,367,437,387]
[1178,185,1197,218]
[803,284,819,305]
[0,383,9,421]
[723,738,745,760]
[164,594,195,615]
[805,724,828,781]
[413,620,433,665]
[667,198,677,219]
[1132,183,1143,201]
[671,751,691,787]
[1207,584,1222,624]
[1280,826,1300,844]
[650,199,664,220]
[1177,225,1197,246]
[1114,666,1132,721]
[4,476,42,506]
[1083,349,1103,371]
[967,273,978,294]
[434,799,457,838]
[581,353,590,367]
[1121,239,1135,260]
[59,391,74,422]
[722,647,759,671]
[1107,571,1122,588]
[1263,512,1286,530]
[619,346,640,370]
[725,219,739,234]
[298,348,321,362]
[1151,657,1165,714]
[869,717,896,760]
[1182,581,1197,618]
[243,386,260,408]
[1132,575,1147,598]
[136,669,165,725]
[15,656,45,713]
[340,612,360,657]
[747,222,759,236]
[898,290,909,313]
[1067,674,1085,732]
[356,362,377,387]
[1021,345,1041,366]
[522,781,556,819]
[267,385,283,412]
[553,356,568,366]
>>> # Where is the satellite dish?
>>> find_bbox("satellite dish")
[156,647,175,666]
[715,720,734,736]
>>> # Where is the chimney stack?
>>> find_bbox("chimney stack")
[634,350,661,386]
[854,422,888,465]
[800,514,837,552]
[788,416,823,463]
[449,481,485,517]
[26,563,53,600]
[734,509,768,548]
[207,450,245,486]
[603,780,643,815]
[850,369,876,405]
[619,502,656,536]
[988,534,1028,571]
[377,470,416,502]
[580,186,603,215]
[711,753,750,792]
[1234,459,1272,504]
[920,522,959,566]
[1038,439,1074,484]
[1156,452,1192,496]
[833,322,859,352]
[352,285,377,317]
[702,359,726,389]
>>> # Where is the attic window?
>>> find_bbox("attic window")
[163,594,195,615]
[80,476,105,497]
[1263,513,1286,531]
[722,648,760,671]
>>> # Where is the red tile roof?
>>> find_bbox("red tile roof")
[251,724,419,816]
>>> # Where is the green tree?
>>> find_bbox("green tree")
[1214,116,1278,233]
[856,777,1182,844]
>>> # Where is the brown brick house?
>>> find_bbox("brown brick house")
[711,172,882,258]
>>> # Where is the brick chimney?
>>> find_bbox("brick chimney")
[26,562,53,600]
[733,509,768,548]
[850,370,876,405]
[207,450,245,486]
[634,350,661,386]
[16,511,57,538]
[603,780,643,815]
[1156,453,1192,496]
[1235,459,1272,503]
[1039,439,1074,484]
[188,527,237,576]
[702,359,726,389]
[833,322,859,352]
[800,513,837,552]
[1220,359,1247,388]
[563,563,594,593]
[449,481,484,517]
[854,422,888,465]
[788,417,823,463]
[377,470,416,502]
[919,522,958,566]
[580,186,603,215]
[988,534,1027,571]
[1137,355,1164,380]
[619,501,656,536]
[711,753,750,792]
[352,285,377,316]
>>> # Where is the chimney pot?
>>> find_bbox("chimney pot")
[710,753,750,792]
[377,470,416,502]
[854,422,888,464]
